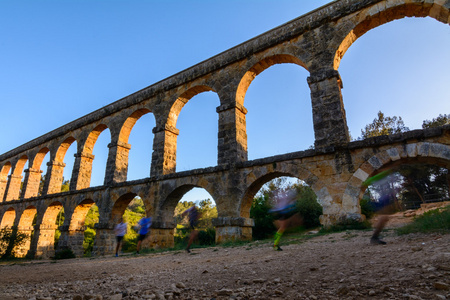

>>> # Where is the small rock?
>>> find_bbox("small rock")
[337,286,349,295]
[253,278,266,283]
[109,295,122,300]
[274,289,283,295]
[175,282,186,289]
[434,282,449,290]
[368,290,376,296]
[216,289,233,296]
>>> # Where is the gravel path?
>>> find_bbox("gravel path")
[0,227,449,300]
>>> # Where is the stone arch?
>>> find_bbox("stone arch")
[158,184,198,222]
[167,85,215,128]
[55,137,76,163]
[343,142,450,215]
[83,124,109,154]
[240,161,332,221]
[111,192,147,223]
[0,162,12,201]
[31,147,50,170]
[70,199,96,231]
[72,125,111,189]
[18,205,37,229]
[118,108,153,144]
[5,155,29,201]
[35,201,64,258]
[43,137,76,195]
[236,54,308,106]
[0,207,16,228]
[17,205,37,257]
[334,0,450,70]
[21,148,49,199]
[12,155,28,177]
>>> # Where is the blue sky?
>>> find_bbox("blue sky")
[1,0,449,204]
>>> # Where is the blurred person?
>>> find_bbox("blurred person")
[136,216,152,254]
[182,205,202,253]
[114,217,127,257]
[269,189,302,251]
[363,170,397,245]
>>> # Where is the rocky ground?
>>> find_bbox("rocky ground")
[0,215,449,300]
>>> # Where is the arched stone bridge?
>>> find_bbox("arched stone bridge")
[1,0,449,258]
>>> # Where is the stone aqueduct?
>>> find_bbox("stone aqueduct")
[1,0,449,258]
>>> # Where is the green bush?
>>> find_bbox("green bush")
[0,226,28,259]
[250,195,276,240]
[360,194,375,219]
[54,248,75,259]
[83,227,96,256]
[295,185,322,228]
[396,206,450,235]
[198,228,216,245]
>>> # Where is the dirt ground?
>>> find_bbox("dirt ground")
[0,214,449,300]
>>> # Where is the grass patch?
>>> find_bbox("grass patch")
[396,206,450,235]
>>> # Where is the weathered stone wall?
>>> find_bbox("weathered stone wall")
[0,0,449,257]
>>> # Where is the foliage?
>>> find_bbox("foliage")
[54,248,75,259]
[294,184,322,228]
[0,226,29,259]
[422,114,450,129]
[54,208,65,249]
[396,164,449,210]
[122,197,146,252]
[360,192,375,219]
[250,194,276,240]
[174,198,218,248]
[396,206,450,235]
[61,179,70,193]
[250,177,323,240]
[363,164,449,213]
[360,111,409,139]
[197,228,216,245]
[83,205,98,256]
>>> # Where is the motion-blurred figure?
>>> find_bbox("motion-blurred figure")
[363,170,397,245]
[269,189,302,251]
[114,217,127,257]
[136,216,152,254]
[182,205,202,253]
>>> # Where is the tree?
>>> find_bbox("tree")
[360,111,409,139]
[422,114,450,129]
[61,179,70,192]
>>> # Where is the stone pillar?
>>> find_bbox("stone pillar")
[58,225,86,257]
[21,168,43,199]
[70,151,95,190]
[104,141,131,185]
[91,222,115,256]
[150,125,179,177]
[30,224,58,259]
[42,161,66,195]
[4,174,22,201]
[307,69,350,149]
[212,217,254,243]
[217,103,248,166]
[16,225,34,258]
[0,178,8,202]
[147,220,175,249]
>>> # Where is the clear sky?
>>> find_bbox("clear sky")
[1,0,449,204]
